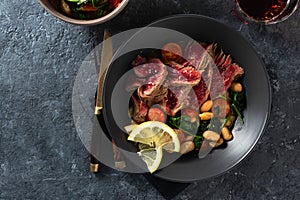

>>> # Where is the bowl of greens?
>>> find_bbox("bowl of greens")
[39,0,129,25]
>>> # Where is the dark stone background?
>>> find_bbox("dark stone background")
[0,0,299,199]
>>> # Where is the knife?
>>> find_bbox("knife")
[95,29,113,115]
[90,29,126,172]
[90,29,112,172]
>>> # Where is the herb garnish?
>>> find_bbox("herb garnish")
[231,92,245,124]
[217,92,245,124]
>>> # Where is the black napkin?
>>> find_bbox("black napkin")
[143,173,190,199]
[95,114,191,199]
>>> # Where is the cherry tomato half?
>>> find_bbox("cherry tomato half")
[147,107,166,123]
[110,0,121,8]
[212,98,230,118]
[182,107,199,123]
[161,43,183,62]
[81,4,98,12]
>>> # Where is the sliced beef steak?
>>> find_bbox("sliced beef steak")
[185,41,216,71]
[131,55,146,67]
[130,91,148,123]
[125,72,145,91]
[184,77,210,109]
[166,61,201,86]
[161,86,191,116]
[210,49,244,98]
[133,58,168,99]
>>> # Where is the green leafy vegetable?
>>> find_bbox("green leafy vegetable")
[64,0,112,19]
[217,94,229,101]
[220,115,230,128]
[231,92,245,124]
[193,136,203,151]
[198,120,211,132]
[67,0,88,5]
[193,120,212,151]
[169,115,196,136]
[218,91,245,124]
[170,115,206,151]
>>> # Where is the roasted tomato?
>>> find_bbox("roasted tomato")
[110,0,121,8]
[212,98,230,118]
[81,4,98,12]
[181,107,199,123]
[147,107,166,123]
[161,43,183,62]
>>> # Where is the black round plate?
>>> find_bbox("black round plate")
[102,15,271,182]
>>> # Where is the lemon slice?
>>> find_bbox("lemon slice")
[126,121,180,173]
[124,124,138,134]
[137,147,163,173]
[127,121,180,152]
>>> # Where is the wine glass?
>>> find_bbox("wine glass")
[234,0,299,24]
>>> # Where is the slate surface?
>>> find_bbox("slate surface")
[0,0,299,199]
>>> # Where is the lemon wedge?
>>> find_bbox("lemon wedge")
[127,121,180,152]
[126,121,180,173]
[124,124,138,134]
[137,147,163,174]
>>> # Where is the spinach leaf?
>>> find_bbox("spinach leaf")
[231,91,245,124]
[193,135,203,151]
[169,115,195,135]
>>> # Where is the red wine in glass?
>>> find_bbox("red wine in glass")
[236,0,289,22]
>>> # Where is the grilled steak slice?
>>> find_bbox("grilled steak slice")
[134,62,161,78]
[216,51,244,90]
[148,85,168,104]
[137,58,168,99]
[222,63,244,89]
[183,43,245,108]
[210,49,244,98]
[132,55,146,67]
[184,77,210,109]
[126,73,145,91]
[185,42,216,71]
[166,62,201,86]
[161,86,191,116]
[166,61,185,70]
[131,91,148,123]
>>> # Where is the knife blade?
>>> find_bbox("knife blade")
[90,29,113,172]
[95,29,113,115]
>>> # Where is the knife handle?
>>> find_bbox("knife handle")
[90,155,100,172]
[95,106,102,115]
[90,114,102,173]
[89,111,127,172]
